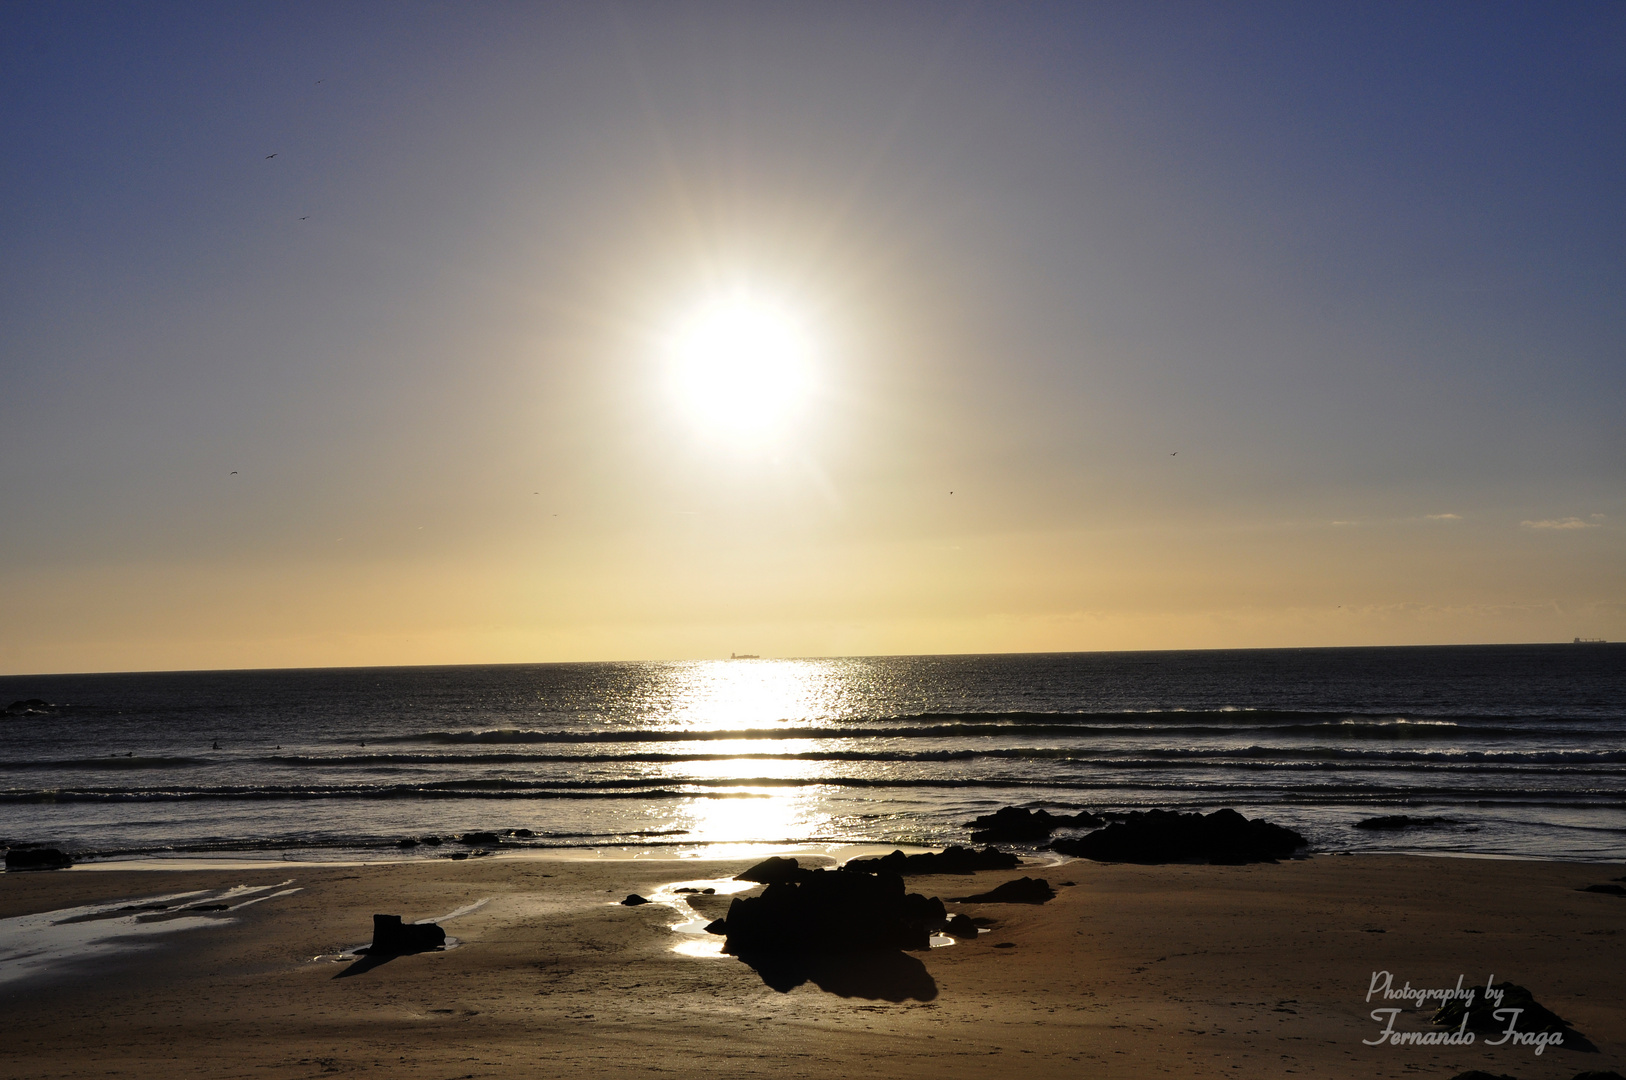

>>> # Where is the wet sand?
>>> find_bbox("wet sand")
[0,853,1621,1079]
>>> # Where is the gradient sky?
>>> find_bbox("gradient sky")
[2,2,1623,673]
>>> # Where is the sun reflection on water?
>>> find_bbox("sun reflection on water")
[675,790,831,848]
[638,661,856,847]
[653,659,848,730]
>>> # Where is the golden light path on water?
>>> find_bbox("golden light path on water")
[646,658,855,730]
[642,660,855,848]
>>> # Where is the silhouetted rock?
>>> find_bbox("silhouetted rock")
[735,856,809,885]
[1051,808,1306,864]
[3,699,52,717]
[844,845,1020,876]
[458,831,500,846]
[368,914,445,954]
[704,918,728,934]
[1580,883,1626,896]
[738,947,939,1001]
[420,835,443,846]
[5,847,73,871]
[510,828,534,838]
[950,876,1054,904]
[967,806,1104,842]
[1434,981,1577,1037]
[723,868,944,954]
[621,894,651,906]
[1355,815,1448,830]
[944,913,980,937]
[397,837,420,847]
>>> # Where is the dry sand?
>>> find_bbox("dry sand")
[1,852,1621,1079]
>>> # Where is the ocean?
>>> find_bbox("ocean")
[2,645,1623,864]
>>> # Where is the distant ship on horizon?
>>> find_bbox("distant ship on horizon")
[729,652,760,659]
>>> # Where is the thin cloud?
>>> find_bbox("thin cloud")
[1521,517,1600,530]
[1426,513,1461,520]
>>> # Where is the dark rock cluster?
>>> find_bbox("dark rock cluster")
[1049,808,1306,864]
[1433,981,1578,1038]
[2,699,53,717]
[720,868,946,954]
[843,846,1019,876]
[966,806,1103,843]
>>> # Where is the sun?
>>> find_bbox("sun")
[665,291,813,438]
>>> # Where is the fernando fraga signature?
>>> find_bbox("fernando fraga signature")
[1364,972,1564,1055]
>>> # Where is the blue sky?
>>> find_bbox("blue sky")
[2,2,1622,672]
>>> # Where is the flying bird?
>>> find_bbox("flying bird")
[1170,451,1178,456]
[230,471,237,475]
[299,216,307,220]
[265,153,277,159]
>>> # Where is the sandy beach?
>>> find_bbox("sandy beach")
[1,852,1621,1080]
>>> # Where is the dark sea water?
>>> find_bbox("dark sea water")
[2,646,1623,864]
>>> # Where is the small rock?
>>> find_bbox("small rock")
[622,894,651,906]
[1580,883,1626,896]
[510,828,535,838]
[735,856,806,884]
[944,913,979,938]
[458,831,500,846]
[4,847,73,871]
[1355,815,1449,831]
[369,914,445,955]
[397,837,420,847]
[951,876,1054,904]
[704,919,728,935]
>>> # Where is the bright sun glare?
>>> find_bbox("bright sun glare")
[666,292,812,437]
